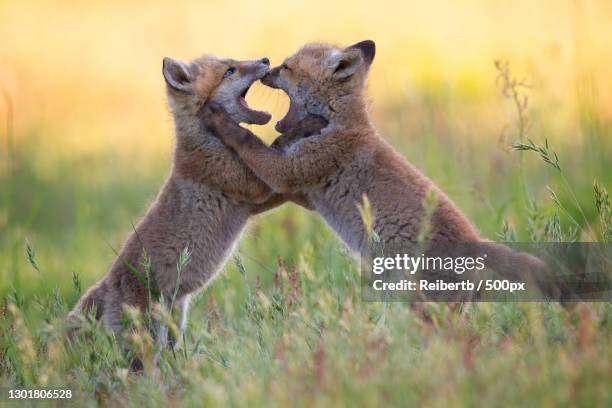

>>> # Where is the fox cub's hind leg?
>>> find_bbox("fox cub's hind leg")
[159,294,191,351]
[68,279,107,322]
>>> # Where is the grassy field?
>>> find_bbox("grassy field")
[1,0,612,406]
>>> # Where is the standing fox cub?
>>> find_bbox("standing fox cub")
[69,54,326,337]
[203,40,550,290]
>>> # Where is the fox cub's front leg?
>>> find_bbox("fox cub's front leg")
[202,102,330,194]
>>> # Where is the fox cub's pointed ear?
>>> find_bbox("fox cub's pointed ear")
[329,40,376,80]
[163,57,194,93]
[328,49,362,80]
[348,40,375,66]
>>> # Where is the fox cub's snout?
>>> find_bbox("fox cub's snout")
[163,55,272,125]
[261,40,375,133]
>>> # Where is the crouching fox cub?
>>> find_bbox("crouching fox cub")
[69,54,326,339]
[203,41,552,294]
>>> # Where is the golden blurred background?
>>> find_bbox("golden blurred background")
[1,0,610,161]
[0,4,611,402]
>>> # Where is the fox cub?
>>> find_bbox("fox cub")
[69,54,325,338]
[203,41,549,289]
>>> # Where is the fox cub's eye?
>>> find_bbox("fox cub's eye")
[281,63,291,71]
[223,67,236,78]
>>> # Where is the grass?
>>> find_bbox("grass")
[1,54,611,406]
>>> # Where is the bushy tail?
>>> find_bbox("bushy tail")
[483,242,560,299]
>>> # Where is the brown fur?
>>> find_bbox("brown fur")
[203,42,481,251]
[68,54,326,338]
[204,41,550,292]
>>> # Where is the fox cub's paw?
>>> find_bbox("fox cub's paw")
[271,114,327,150]
[200,101,237,131]
[200,101,250,148]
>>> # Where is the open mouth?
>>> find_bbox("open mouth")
[275,97,301,133]
[237,82,272,125]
